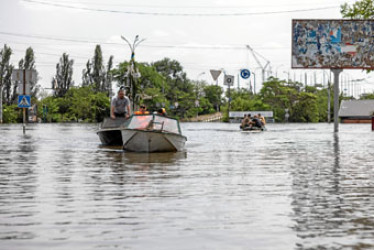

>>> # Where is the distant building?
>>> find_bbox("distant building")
[339,100,374,123]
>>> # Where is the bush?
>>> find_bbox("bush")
[2,105,21,123]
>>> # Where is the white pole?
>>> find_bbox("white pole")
[333,69,342,132]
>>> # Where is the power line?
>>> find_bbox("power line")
[0,31,289,50]
[27,0,344,9]
[22,0,338,16]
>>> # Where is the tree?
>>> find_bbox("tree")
[104,55,114,97]
[0,44,13,123]
[19,47,39,98]
[92,45,104,92]
[291,92,319,122]
[341,0,374,19]
[53,53,74,98]
[112,61,166,110]
[82,60,93,86]
[82,45,113,96]
[152,58,196,118]
[203,85,223,112]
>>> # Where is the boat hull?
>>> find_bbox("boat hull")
[121,129,187,152]
[241,126,265,132]
[97,129,123,145]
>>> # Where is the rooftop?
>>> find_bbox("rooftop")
[339,100,374,118]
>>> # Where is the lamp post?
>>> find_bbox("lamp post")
[196,72,205,97]
[121,35,145,110]
[275,64,284,78]
[251,72,256,94]
[283,71,290,84]
[195,72,205,120]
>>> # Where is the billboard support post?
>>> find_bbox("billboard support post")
[332,69,342,132]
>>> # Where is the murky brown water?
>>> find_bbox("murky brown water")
[1,122,374,250]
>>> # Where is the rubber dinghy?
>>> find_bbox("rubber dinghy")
[240,126,266,132]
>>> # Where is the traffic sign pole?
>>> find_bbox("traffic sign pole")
[23,70,26,134]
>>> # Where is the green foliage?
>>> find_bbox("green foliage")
[112,58,207,119]
[256,77,324,122]
[360,92,374,99]
[38,86,110,122]
[291,92,319,122]
[53,53,74,98]
[82,45,113,95]
[0,44,15,106]
[204,85,223,110]
[341,0,374,19]
[2,104,20,123]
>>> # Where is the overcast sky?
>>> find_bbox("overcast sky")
[1,0,373,96]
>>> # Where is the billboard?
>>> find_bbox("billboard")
[292,19,374,69]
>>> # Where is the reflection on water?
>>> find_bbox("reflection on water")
[1,123,374,250]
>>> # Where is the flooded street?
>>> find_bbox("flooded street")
[1,122,374,250]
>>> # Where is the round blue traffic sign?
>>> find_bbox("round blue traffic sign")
[240,69,251,79]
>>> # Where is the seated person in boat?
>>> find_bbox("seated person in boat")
[258,113,266,127]
[134,105,149,115]
[111,88,131,119]
[157,108,167,116]
[252,115,264,129]
[240,114,253,129]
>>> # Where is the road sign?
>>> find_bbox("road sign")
[224,75,234,86]
[17,83,30,95]
[12,69,37,83]
[18,95,31,108]
[13,69,37,95]
[240,69,251,79]
[210,69,222,81]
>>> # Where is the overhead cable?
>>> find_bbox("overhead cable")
[22,0,338,16]
[0,31,288,50]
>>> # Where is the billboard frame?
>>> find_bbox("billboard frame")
[291,19,374,70]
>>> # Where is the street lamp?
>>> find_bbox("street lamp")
[275,64,284,78]
[196,72,205,96]
[195,72,205,119]
[121,35,146,110]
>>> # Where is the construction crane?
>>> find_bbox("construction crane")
[246,45,270,93]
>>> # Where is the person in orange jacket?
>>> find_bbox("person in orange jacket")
[134,105,149,115]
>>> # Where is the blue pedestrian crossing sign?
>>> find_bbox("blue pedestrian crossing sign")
[18,95,31,108]
[240,69,251,79]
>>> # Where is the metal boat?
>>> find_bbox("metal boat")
[120,114,187,152]
[96,117,127,146]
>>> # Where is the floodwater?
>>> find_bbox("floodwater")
[1,122,374,250]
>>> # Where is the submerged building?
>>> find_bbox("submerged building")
[339,100,374,123]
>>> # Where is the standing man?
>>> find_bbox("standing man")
[111,88,131,119]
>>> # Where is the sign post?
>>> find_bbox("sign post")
[224,75,234,118]
[13,69,35,134]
